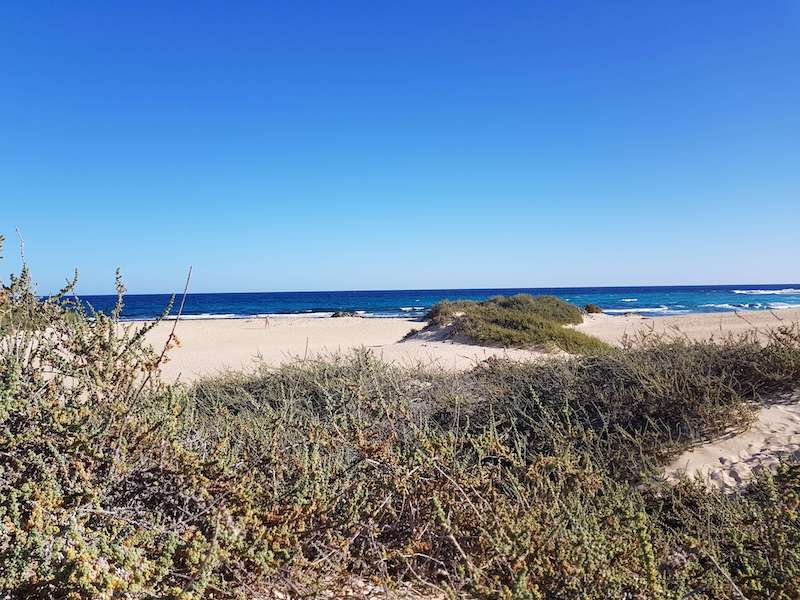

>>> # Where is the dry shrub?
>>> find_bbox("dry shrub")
[2,239,799,599]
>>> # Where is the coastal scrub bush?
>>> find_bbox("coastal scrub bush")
[584,303,603,314]
[0,245,274,597]
[188,344,800,598]
[0,235,76,334]
[465,327,800,480]
[427,294,608,353]
[2,239,800,598]
[429,294,583,326]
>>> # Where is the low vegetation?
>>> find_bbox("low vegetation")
[2,240,800,598]
[426,294,608,353]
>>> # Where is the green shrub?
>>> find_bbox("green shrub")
[0,236,78,334]
[427,294,607,353]
[430,293,583,325]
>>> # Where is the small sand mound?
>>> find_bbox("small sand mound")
[665,390,800,491]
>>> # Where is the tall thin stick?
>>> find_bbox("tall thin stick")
[156,265,193,368]
[132,266,192,402]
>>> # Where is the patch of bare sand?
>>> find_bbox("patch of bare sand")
[145,316,418,382]
[142,316,553,382]
[576,308,800,345]
[664,390,800,491]
[576,309,800,489]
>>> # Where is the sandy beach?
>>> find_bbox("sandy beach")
[8,5,799,594]
[145,315,544,381]
[146,307,800,382]
[576,308,800,345]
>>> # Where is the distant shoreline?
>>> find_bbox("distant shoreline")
[72,284,800,321]
[119,303,800,322]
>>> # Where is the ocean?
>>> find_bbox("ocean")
[71,284,800,321]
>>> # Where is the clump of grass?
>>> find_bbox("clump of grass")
[468,327,800,480]
[2,238,800,598]
[427,293,608,353]
[430,293,584,325]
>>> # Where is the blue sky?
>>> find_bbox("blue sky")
[2,1,798,294]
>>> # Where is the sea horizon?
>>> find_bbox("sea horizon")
[68,283,800,321]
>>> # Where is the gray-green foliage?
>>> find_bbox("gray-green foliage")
[1,240,799,598]
[188,346,800,598]
[427,294,609,353]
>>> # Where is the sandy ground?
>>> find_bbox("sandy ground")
[144,316,545,382]
[141,308,800,489]
[145,308,800,382]
[575,308,798,345]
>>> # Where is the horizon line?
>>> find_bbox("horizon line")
[62,282,800,297]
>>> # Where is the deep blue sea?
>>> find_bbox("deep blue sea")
[71,284,800,321]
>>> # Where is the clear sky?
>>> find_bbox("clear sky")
[2,1,798,294]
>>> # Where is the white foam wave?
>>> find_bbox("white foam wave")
[604,305,671,314]
[733,288,800,295]
[164,313,239,320]
[768,302,800,310]
[621,298,638,302]
[127,310,408,321]
[700,303,764,310]
[252,312,334,319]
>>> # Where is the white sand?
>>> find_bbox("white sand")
[145,315,547,382]
[575,308,798,345]
[145,307,800,382]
